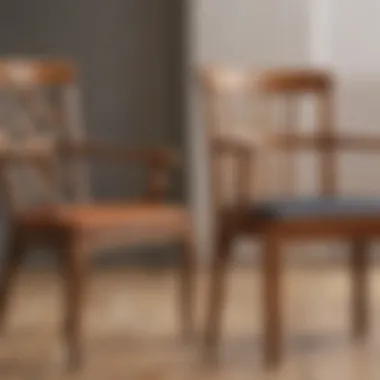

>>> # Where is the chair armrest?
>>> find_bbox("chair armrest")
[272,133,380,151]
[0,137,53,163]
[211,130,265,155]
[61,140,180,202]
[210,131,261,208]
[61,140,180,166]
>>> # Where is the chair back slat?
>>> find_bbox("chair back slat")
[61,83,90,202]
[318,93,335,195]
[0,59,90,213]
[282,95,297,196]
[200,67,261,211]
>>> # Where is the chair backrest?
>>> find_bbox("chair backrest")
[0,59,89,214]
[200,66,335,209]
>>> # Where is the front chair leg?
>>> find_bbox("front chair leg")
[204,231,232,361]
[351,240,369,339]
[263,236,282,368]
[178,236,196,341]
[60,233,89,371]
[0,228,27,330]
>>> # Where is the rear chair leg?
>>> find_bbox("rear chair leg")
[204,231,232,362]
[179,236,196,341]
[263,236,282,368]
[0,228,26,331]
[351,240,369,339]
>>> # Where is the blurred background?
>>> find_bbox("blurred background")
[1,1,379,269]
[0,1,380,379]
[0,0,187,267]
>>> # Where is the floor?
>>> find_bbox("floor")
[0,265,380,379]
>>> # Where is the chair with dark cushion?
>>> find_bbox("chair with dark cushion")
[200,66,380,368]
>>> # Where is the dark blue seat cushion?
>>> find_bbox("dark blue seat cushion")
[250,198,380,220]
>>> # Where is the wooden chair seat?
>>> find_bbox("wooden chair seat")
[17,203,191,249]
[19,203,189,231]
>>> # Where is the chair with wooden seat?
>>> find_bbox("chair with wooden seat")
[200,66,380,368]
[0,59,195,369]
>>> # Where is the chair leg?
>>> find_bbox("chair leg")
[0,229,26,330]
[351,240,369,339]
[204,231,232,360]
[179,236,196,341]
[263,236,282,368]
[60,235,89,371]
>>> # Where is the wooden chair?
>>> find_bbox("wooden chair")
[200,66,380,368]
[0,59,195,369]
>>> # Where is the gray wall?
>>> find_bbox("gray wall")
[0,0,187,266]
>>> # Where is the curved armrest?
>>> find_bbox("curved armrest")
[61,140,180,166]
[61,140,180,202]
[211,130,266,155]
[0,137,53,162]
[210,131,263,207]
[271,133,380,151]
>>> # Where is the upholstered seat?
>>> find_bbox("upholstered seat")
[251,198,380,220]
